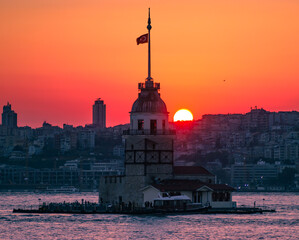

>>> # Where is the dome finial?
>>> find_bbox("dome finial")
[147,8,151,31]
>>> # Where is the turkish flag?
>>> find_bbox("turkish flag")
[137,34,148,45]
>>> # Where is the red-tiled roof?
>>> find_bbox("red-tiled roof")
[173,166,214,176]
[152,179,205,191]
[151,179,234,192]
[206,183,235,191]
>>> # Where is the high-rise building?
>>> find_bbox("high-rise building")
[92,98,106,129]
[2,102,17,128]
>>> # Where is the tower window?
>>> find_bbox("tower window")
[138,119,144,130]
[162,120,166,132]
[150,120,157,134]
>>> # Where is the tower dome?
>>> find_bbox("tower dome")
[129,79,169,133]
[131,81,168,114]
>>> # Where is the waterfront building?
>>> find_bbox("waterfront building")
[231,161,279,188]
[0,160,124,190]
[142,179,235,208]
[92,98,106,129]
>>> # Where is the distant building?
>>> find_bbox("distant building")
[77,129,95,149]
[244,107,270,131]
[54,131,77,153]
[92,98,106,129]
[2,102,17,128]
[113,145,125,157]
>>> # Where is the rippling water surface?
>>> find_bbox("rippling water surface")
[0,192,298,239]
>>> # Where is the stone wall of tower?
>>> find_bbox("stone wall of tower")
[99,176,125,204]
[120,134,174,205]
[130,112,169,131]
[123,176,146,206]
[124,135,174,177]
[99,133,174,206]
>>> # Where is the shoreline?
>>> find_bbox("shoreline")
[1,189,298,193]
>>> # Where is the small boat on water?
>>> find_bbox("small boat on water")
[45,186,79,193]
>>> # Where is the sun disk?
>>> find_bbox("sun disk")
[173,109,193,122]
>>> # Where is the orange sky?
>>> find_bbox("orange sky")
[0,0,298,128]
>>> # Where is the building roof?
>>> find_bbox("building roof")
[152,179,204,192]
[206,183,235,191]
[151,179,234,192]
[173,166,214,176]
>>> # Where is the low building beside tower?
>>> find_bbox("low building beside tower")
[142,179,235,209]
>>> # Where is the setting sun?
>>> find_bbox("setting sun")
[173,109,194,122]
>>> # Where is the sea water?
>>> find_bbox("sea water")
[0,192,298,239]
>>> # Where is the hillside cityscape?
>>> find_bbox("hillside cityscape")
[0,100,298,191]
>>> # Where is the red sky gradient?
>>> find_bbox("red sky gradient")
[0,0,298,128]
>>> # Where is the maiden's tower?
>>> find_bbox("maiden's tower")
[99,10,234,209]
[99,9,175,206]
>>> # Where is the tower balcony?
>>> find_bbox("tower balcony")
[138,82,160,90]
[123,129,175,136]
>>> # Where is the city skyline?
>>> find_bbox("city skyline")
[1,0,299,128]
[1,101,297,129]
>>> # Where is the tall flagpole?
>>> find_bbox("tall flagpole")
[147,8,152,80]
